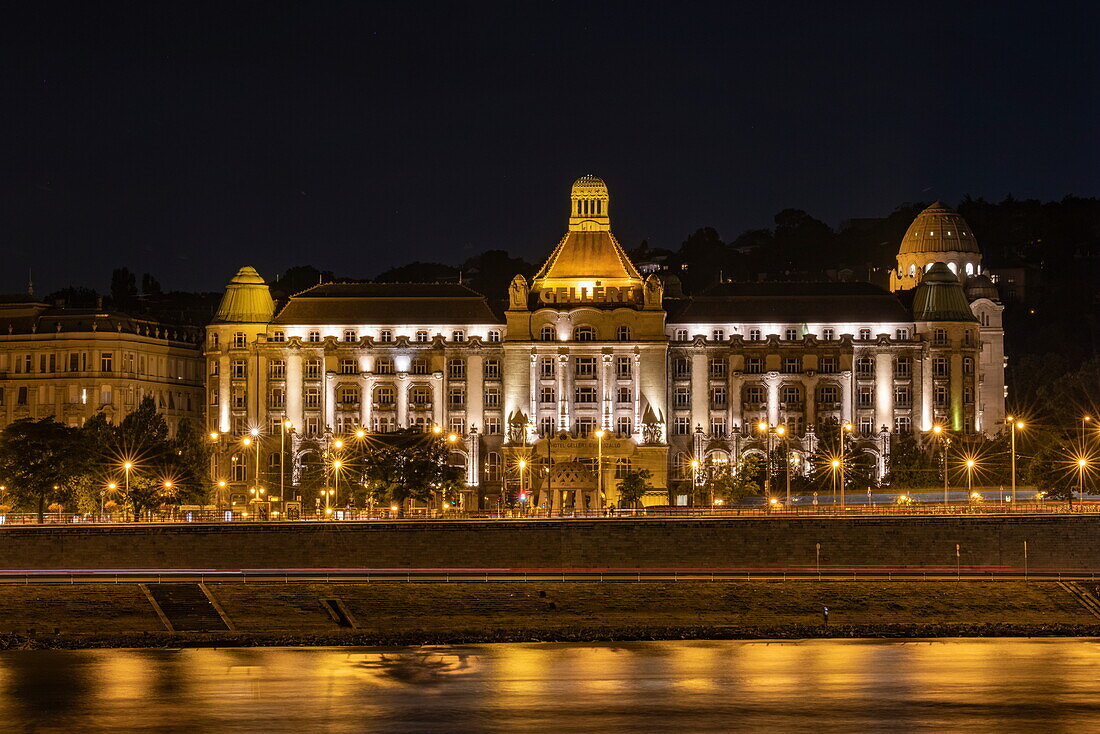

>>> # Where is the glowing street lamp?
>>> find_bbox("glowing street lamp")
[965,458,976,499]
[518,458,528,511]
[757,421,771,498]
[280,419,294,515]
[690,458,700,507]
[830,458,841,505]
[122,461,134,518]
[776,425,789,508]
[932,424,949,506]
[1078,457,1089,509]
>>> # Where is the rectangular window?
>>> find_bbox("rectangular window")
[674,329,688,341]
[304,360,322,378]
[782,357,801,374]
[819,357,838,374]
[710,386,727,407]
[304,388,321,408]
[674,417,690,435]
[858,386,873,407]
[895,416,912,434]
[748,329,762,341]
[574,357,596,378]
[744,385,765,405]
[784,328,798,341]
[487,329,501,343]
[933,357,949,378]
[616,386,632,404]
[269,360,286,379]
[745,357,763,374]
[712,329,725,341]
[672,359,690,379]
[674,387,690,408]
[817,385,838,404]
[540,358,555,379]
[894,357,912,379]
[540,387,556,404]
[485,416,501,434]
[448,387,465,407]
[270,330,286,342]
[933,328,947,346]
[856,357,874,378]
[858,416,875,434]
[231,360,246,379]
[573,419,596,437]
[484,359,501,379]
[340,359,357,375]
[411,359,429,375]
[615,356,632,379]
[575,386,597,403]
[448,359,466,379]
[100,352,113,372]
[711,418,726,437]
[781,386,801,406]
[451,330,466,342]
[375,358,395,375]
[484,388,500,408]
[233,332,246,348]
[709,358,726,378]
[540,417,556,436]
[378,330,393,343]
[415,330,430,343]
[895,328,910,340]
[934,385,948,407]
[894,386,911,407]
[859,328,872,340]
[822,328,834,340]
[307,330,321,343]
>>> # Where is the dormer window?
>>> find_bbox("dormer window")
[307,330,321,343]
[415,330,430,343]
[616,326,631,341]
[270,330,286,343]
[785,328,798,341]
[451,330,466,342]
[674,329,688,342]
[858,328,872,340]
[487,329,501,343]
[379,329,393,343]
[540,325,556,342]
[343,330,357,343]
[232,332,246,348]
[712,329,725,341]
[573,326,596,341]
[748,329,761,341]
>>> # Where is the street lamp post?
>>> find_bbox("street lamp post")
[122,461,133,521]
[839,422,852,509]
[1078,458,1088,510]
[757,421,770,499]
[690,458,700,507]
[776,425,789,509]
[1007,416,1024,504]
[518,458,527,515]
[830,458,840,506]
[933,424,948,507]
[594,428,605,515]
[280,419,293,517]
[965,458,975,501]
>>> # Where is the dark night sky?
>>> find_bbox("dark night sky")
[2,1,1097,296]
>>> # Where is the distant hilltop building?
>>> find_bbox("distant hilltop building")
[208,177,1005,509]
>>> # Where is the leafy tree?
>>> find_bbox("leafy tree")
[616,469,652,508]
[704,465,760,505]
[141,273,162,296]
[170,418,212,504]
[358,431,466,511]
[0,418,91,522]
[885,432,939,488]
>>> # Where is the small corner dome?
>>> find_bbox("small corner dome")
[212,266,275,324]
[920,261,961,284]
[911,262,977,322]
[900,201,980,256]
[965,273,1000,301]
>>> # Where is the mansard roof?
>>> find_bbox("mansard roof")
[272,282,503,325]
[667,281,913,323]
[533,230,643,283]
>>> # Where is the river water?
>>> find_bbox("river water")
[2,639,1098,732]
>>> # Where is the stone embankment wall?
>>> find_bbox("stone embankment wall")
[0,516,1095,571]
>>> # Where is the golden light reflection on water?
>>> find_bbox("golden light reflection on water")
[1,640,1099,732]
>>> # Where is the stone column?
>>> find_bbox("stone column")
[529,352,538,423]
[803,373,818,428]
[396,373,409,428]
[600,353,612,429]
[431,372,444,429]
[557,354,569,431]
[920,349,933,431]
[467,354,483,433]
[690,349,708,432]
[874,351,894,434]
[360,374,373,429]
[324,372,336,431]
[950,352,963,431]
[728,369,743,433]
[286,351,303,431]
[840,370,853,424]
[218,354,231,432]
[765,372,781,426]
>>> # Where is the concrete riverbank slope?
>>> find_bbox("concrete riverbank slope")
[0,581,1097,649]
[0,515,1097,572]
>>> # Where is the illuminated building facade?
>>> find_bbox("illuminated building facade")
[207,178,1006,508]
[0,296,204,432]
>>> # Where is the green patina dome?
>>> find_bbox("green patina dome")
[912,262,977,322]
[213,266,275,323]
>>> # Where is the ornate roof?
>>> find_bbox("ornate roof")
[911,263,978,322]
[965,273,1000,302]
[899,202,980,256]
[213,266,276,324]
[272,282,502,325]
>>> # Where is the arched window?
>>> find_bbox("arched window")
[908,264,916,277]
[307,330,321,343]
[963,357,974,375]
[964,262,974,276]
[573,325,597,341]
[540,325,556,341]
[947,262,958,275]
[415,330,430,343]
[616,325,632,341]
[343,329,357,342]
